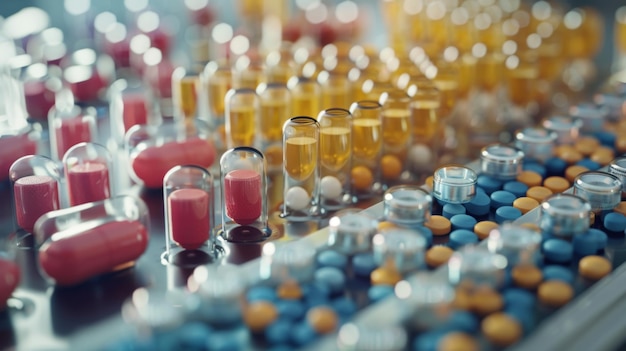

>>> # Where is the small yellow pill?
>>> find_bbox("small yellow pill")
[243,301,278,332]
[513,197,540,214]
[306,306,339,334]
[565,165,589,183]
[516,170,543,187]
[538,280,574,307]
[543,176,570,194]
[512,265,543,289]
[470,287,503,316]
[579,255,612,281]
[526,186,553,203]
[371,267,403,286]
[473,221,499,240]
[425,246,454,268]
[438,332,480,351]
[481,313,523,347]
[425,215,452,236]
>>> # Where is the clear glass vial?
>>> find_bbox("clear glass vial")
[220,147,270,242]
[383,185,432,227]
[372,229,427,274]
[480,144,524,181]
[608,156,626,197]
[259,241,317,284]
[514,127,557,163]
[256,82,291,169]
[191,265,245,327]
[287,76,320,120]
[48,104,97,161]
[350,100,384,198]
[34,195,149,286]
[327,210,377,254]
[9,155,62,234]
[224,87,260,149]
[337,322,408,351]
[540,194,592,239]
[542,115,582,145]
[447,245,508,289]
[487,223,542,265]
[63,142,113,206]
[282,116,321,221]
[395,273,455,330]
[432,165,477,203]
[171,67,200,126]
[318,108,353,210]
[573,171,622,212]
[109,78,159,145]
[379,88,412,184]
[163,165,216,265]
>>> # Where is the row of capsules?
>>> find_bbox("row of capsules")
[297,82,626,350]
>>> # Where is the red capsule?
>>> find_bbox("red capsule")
[39,220,149,286]
[224,169,262,225]
[131,137,216,188]
[168,188,210,250]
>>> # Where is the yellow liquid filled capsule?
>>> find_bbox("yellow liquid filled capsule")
[284,136,318,181]
[410,99,440,141]
[260,100,290,143]
[320,126,351,172]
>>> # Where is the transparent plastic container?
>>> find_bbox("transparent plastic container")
[48,105,97,161]
[318,108,353,210]
[63,142,113,206]
[34,195,149,286]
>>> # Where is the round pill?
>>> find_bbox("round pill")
[413,330,446,351]
[503,181,529,198]
[516,170,543,188]
[614,202,626,216]
[449,229,478,249]
[371,267,402,286]
[314,267,346,295]
[565,165,589,184]
[590,147,614,166]
[542,265,575,284]
[574,136,599,156]
[555,145,583,164]
[352,166,374,191]
[526,186,553,203]
[438,332,479,351]
[470,287,504,316]
[481,313,522,347]
[291,322,317,346]
[285,186,310,211]
[463,189,491,217]
[513,197,540,214]
[538,280,574,307]
[523,162,547,179]
[495,206,522,224]
[617,135,626,153]
[593,131,615,148]
[504,307,534,333]
[316,250,348,270]
[247,286,277,302]
[474,221,498,240]
[450,214,477,231]
[425,215,452,236]
[545,157,567,177]
[576,158,601,171]
[426,246,454,268]
[520,222,541,232]
[586,228,608,251]
[603,212,626,232]
[381,154,403,180]
[503,288,536,309]
[276,299,306,320]
[368,284,394,302]
[579,255,612,280]
[477,175,502,195]
[352,253,377,277]
[490,190,517,209]
[442,203,467,219]
[511,265,543,289]
[572,232,598,256]
[444,311,480,333]
[543,176,570,193]
[331,297,357,317]
[244,301,278,332]
[306,306,338,334]
[320,176,343,199]
[543,239,574,263]
[277,280,303,300]
[265,319,292,345]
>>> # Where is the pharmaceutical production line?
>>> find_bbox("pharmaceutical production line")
[1,0,626,350]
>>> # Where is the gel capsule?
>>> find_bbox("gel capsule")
[126,122,216,188]
[10,155,61,233]
[163,165,215,264]
[34,196,149,286]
